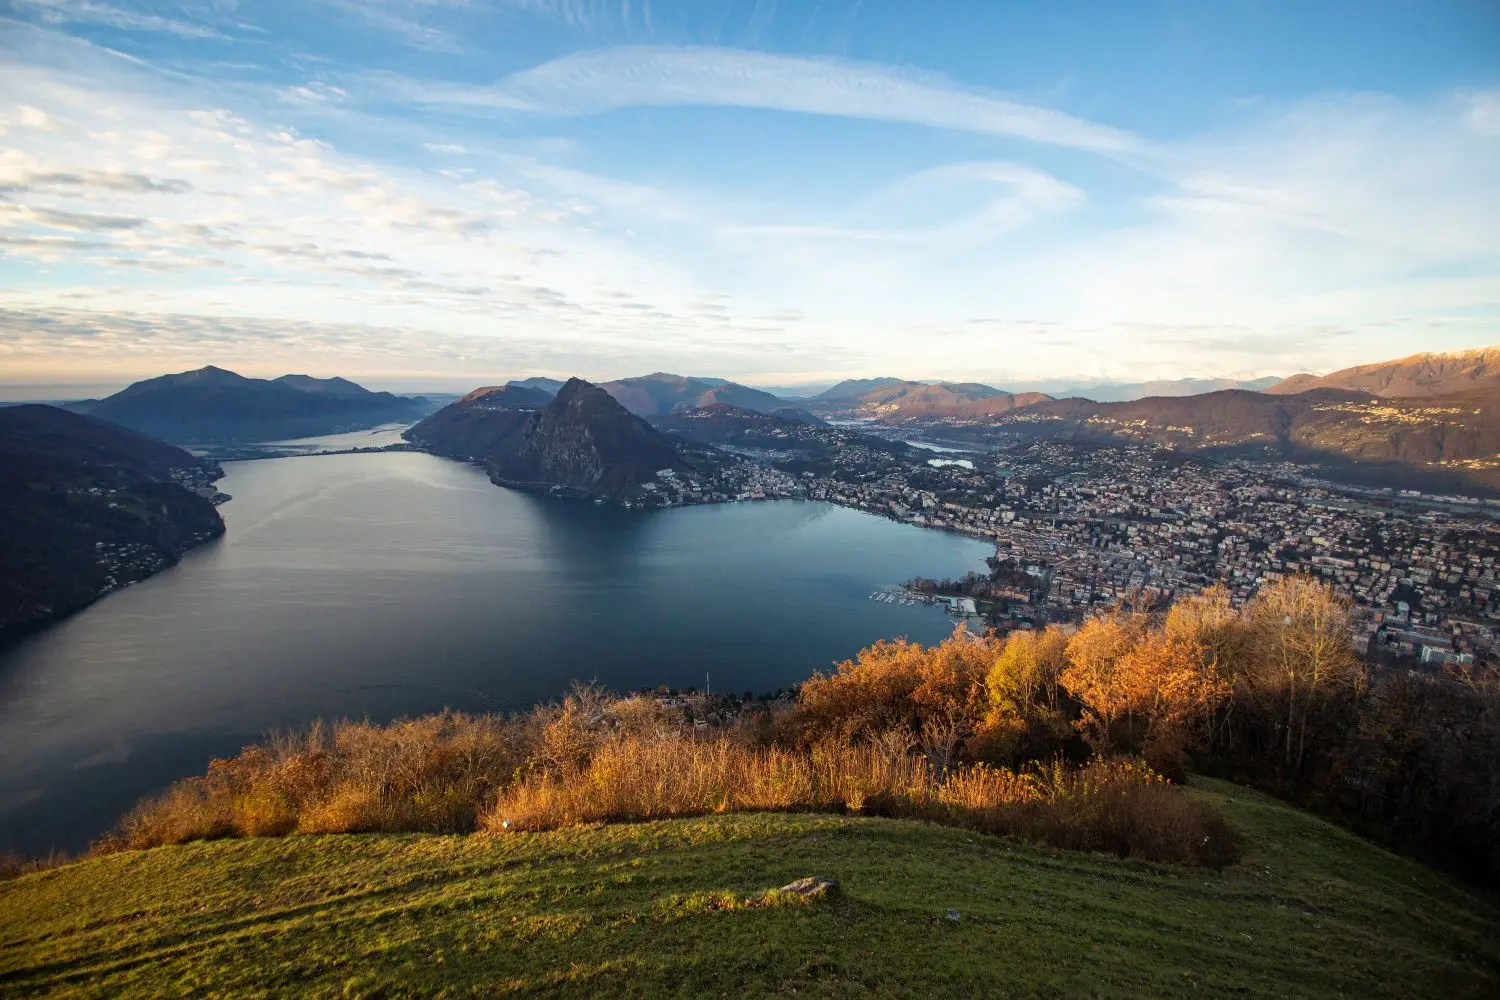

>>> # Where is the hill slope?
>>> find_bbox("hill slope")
[963,388,1500,495]
[2,780,1495,999]
[0,405,224,635]
[1268,347,1500,397]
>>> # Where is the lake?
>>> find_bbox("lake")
[0,451,991,854]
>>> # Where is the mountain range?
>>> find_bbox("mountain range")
[804,379,1054,421]
[958,387,1500,494]
[1267,347,1500,398]
[71,366,430,443]
[506,372,802,420]
[1022,376,1283,402]
[0,405,225,636]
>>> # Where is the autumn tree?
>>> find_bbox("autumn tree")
[1060,611,1149,754]
[1241,576,1364,789]
[1112,630,1229,777]
[1160,585,1252,758]
[797,625,998,756]
[978,625,1074,764]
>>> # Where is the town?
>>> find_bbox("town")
[635,425,1500,667]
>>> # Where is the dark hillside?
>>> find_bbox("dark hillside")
[0,405,224,636]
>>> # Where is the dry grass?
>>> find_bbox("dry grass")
[485,735,1237,867]
[102,712,525,850]
[103,707,1235,868]
[97,664,1238,869]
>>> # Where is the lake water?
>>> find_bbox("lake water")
[187,422,413,458]
[0,452,990,854]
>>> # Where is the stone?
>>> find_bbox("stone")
[779,876,838,898]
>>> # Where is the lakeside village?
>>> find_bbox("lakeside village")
[633,437,1500,669]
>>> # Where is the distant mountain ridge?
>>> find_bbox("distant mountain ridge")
[814,377,911,401]
[969,387,1500,494]
[588,373,783,417]
[1023,376,1283,402]
[1268,347,1500,398]
[406,378,716,502]
[806,378,1053,422]
[81,366,428,443]
[506,377,566,396]
[0,405,225,636]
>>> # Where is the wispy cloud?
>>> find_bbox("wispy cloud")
[396,45,1144,155]
[314,0,469,52]
[0,16,1496,386]
[7,0,231,39]
[725,162,1086,249]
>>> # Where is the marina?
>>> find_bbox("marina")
[868,588,982,619]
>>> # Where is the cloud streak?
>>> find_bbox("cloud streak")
[7,0,231,39]
[400,46,1144,155]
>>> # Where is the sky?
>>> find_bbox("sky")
[0,1,1498,393]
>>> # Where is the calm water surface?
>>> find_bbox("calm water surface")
[0,452,989,853]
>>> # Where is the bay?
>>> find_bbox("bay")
[0,451,990,854]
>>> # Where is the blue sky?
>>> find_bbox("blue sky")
[1,0,1497,391]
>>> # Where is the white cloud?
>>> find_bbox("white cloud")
[18,105,54,127]
[397,45,1144,156]
[1463,90,1500,137]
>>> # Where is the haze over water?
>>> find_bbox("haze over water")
[0,452,989,854]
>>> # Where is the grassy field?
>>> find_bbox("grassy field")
[1,778,1496,999]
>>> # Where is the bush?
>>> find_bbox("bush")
[484,734,1237,868]
[103,711,524,850]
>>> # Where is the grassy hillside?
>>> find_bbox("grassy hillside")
[2,779,1495,999]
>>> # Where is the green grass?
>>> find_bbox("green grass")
[1,779,1496,999]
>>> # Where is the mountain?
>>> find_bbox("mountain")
[407,378,711,502]
[84,366,427,443]
[273,374,378,399]
[973,387,1500,494]
[814,376,910,401]
[0,405,225,636]
[1267,347,1500,398]
[460,384,557,408]
[687,382,789,414]
[767,405,826,425]
[402,385,552,464]
[506,377,566,397]
[1031,376,1282,402]
[748,382,833,399]
[596,373,784,417]
[808,379,1053,422]
[591,373,786,416]
[597,372,715,416]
